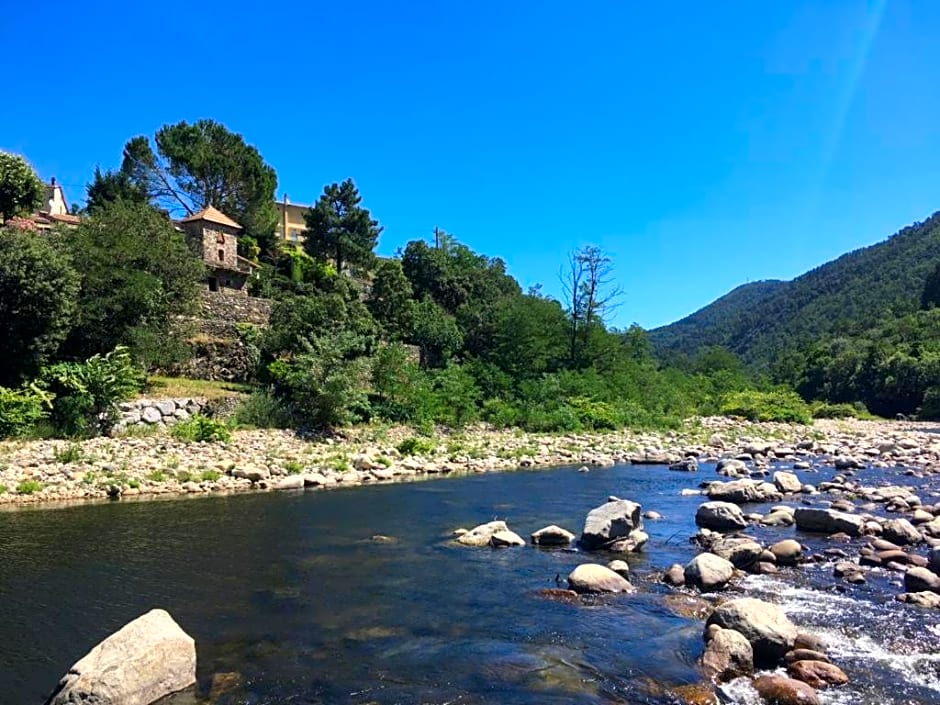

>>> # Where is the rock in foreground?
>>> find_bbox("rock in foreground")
[456,521,509,546]
[45,608,195,705]
[752,675,819,705]
[706,597,797,666]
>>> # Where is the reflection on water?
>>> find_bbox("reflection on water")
[0,461,937,704]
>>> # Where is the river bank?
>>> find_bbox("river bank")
[1,415,939,508]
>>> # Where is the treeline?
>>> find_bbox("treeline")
[0,122,836,439]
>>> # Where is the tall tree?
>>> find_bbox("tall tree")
[303,179,382,273]
[366,259,415,340]
[0,226,80,385]
[59,202,205,365]
[0,152,44,221]
[115,120,279,256]
[85,166,147,213]
[561,245,623,367]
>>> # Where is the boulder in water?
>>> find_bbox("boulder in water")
[490,530,525,547]
[580,499,642,550]
[752,675,819,705]
[701,626,753,683]
[793,508,863,537]
[786,660,849,688]
[456,521,509,546]
[530,524,575,546]
[44,608,196,705]
[695,501,747,530]
[567,563,635,593]
[685,553,735,592]
[706,597,798,665]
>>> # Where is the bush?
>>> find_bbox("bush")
[233,389,293,429]
[481,398,522,428]
[720,389,812,425]
[919,386,940,420]
[568,396,622,430]
[171,415,232,443]
[53,443,84,464]
[811,402,865,419]
[396,436,436,456]
[43,346,145,437]
[0,384,52,438]
[16,479,42,495]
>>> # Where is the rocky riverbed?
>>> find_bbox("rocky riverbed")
[2,416,940,508]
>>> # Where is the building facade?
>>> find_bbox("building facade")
[179,206,257,295]
[274,194,309,243]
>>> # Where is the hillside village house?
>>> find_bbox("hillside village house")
[31,177,80,230]
[178,205,259,295]
[274,194,309,243]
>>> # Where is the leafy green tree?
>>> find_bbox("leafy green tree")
[488,294,568,380]
[0,226,80,385]
[85,166,147,213]
[59,202,205,365]
[922,260,940,310]
[409,298,463,368]
[0,152,44,221]
[303,179,382,273]
[367,259,415,339]
[117,120,279,256]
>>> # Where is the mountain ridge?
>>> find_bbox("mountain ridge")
[649,210,940,367]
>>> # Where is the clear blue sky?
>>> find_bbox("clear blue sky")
[4,1,939,329]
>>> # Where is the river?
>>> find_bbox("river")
[1,461,938,704]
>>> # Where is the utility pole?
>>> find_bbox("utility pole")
[433,226,440,249]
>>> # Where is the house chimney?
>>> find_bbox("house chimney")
[51,176,56,186]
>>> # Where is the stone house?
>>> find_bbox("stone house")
[31,177,80,230]
[178,205,258,295]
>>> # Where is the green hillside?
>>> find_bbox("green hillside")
[650,211,940,368]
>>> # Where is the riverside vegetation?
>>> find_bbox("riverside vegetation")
[0,123,937,471]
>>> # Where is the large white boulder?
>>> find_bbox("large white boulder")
[580,499,642,550]
[45,609,196,705]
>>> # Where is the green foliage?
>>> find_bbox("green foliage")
[651,212,940,369]
[118,120,279,256]
[170,415,232,443]
[0,384,53,438]
[146,469,167,482]
[810,402,867,419]
[367,259,415,340]
[60,201,204,365]
[85,166,147,213]
[268,333,371,428]
[16,479,42,495]
[0,226,80,385]
[720,389,812,425]
[0,484,7,494]
[199,469,222,482]
[232,389,293,428]
[53,443,85,464]
[409,298,462,368]
[923,260,940,310]
[0,152,44,221]
[396,436,436,456]
[303,179,381,273]
[43,346,145,437]
[283,461,303,475]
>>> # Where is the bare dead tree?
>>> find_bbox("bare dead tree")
[560,245,623,366]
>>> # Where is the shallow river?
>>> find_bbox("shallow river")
[1,461,938,705]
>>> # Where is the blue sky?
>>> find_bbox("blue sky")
[4,1,939,329]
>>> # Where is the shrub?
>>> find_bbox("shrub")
[171,415,232,443]
[396,436,436,456]
[568,396,622,431]
[232,389,293,429]
[0,484,7,494]
[0,384,53,438]
[811,402,864,419]
[53,443,84,464]
[43,346,145,437]
[199,470,221,482]
[146,469,167,482]
[481,398,521,428]
[16,479,42,495]
[283,460,303,475]
[720,390,812,425]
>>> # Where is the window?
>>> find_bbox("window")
[218,248,225,262]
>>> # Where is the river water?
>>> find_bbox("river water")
[1,461,938,705]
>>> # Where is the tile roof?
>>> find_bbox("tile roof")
[180,205,242,230]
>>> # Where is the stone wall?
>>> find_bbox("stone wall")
[199,291,272,326]
[114,398,207,434]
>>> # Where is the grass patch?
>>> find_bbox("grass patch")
[0,484,7,494]
[396,437,436,456]
[326,454,350,472]
[146,469,168,482]
[171,415,232,443]
[199,469,221,482]
[283,460,304,475]
[143,376,252,401]
[16,479,42,495]
[175,470,195,483]
[53,443,84,464]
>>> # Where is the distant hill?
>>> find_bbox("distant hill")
[649,211,940,367]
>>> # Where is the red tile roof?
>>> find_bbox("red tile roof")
[180,205,241,230]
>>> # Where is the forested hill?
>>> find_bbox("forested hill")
[649,210,940,367]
